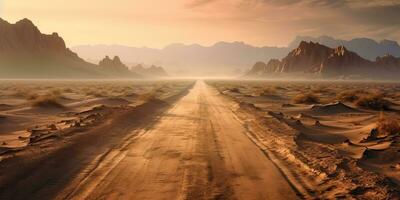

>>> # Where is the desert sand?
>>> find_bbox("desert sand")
[0,80,300,200]
[208,79,400,199]
[1,79,399,199]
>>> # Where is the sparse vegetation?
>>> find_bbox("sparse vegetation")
[293,93,320,104]
[229,87,240,93]
[63,88,74,93]
[27,93,39,100]
[154,87,165,93]
[50,89,62,96]
[31,95,64,108]
[138,92,158,102]
[376,114,400,137]
[311,86,327,94]
[336,89,366,102]
[86,90,108,98]
[355,94,391,110]
[259,87,276,96]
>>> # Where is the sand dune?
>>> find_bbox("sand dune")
[308,102,363,115]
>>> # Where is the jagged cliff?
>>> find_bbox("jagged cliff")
[247,41,400,79]
[0,18,105,78]
[0,18,140,79]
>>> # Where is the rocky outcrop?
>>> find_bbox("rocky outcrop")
[99,56,128,72]
[0,18,144,79]
[247,41,400,79]
[265,59,282,73]
[246,62,267,76]
[289,36,400,60]
[375,54,400,71]
[132,64,168,77]
[0,18,83,61]
[321,46,375,76]
[280,41,332,73]
[98,56,140,78]
[0,18,105,78]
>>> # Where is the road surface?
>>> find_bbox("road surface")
[59,81,298,200]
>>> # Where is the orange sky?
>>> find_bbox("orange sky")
[1,0,399,48]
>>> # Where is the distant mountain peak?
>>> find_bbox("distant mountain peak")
[131,64,168,77]
[290,35,400,60]
[247,41,400,79]
[113,55,122,63]
[16,18,34,25]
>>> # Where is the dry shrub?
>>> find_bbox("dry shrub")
[311,86,327,93]
[336,89,366,102]
[376,114,400,137]
[50,89,62,96]
[154,88,165,93]
[12,89,30,98]
[293,93,320,104]
[229,87,240,93]
[86,90,108,98]
[139,92,158,102]
[63,88,74,93]
[259,87,276,96]
[31,95,64,108]
[27,93,39,100]
[275,86,287,91]
[123,91,139,97]
[355,94,391,110]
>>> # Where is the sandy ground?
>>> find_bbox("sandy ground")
[0,81,298,200]
[0,80,191,157]
[208,80,400,199]
[57,81,297,200]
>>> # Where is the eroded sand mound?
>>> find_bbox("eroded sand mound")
[295,128,348,144]
[361,145,399,164]
[296,113,317,120]
[89,97,131,107]
[69,97,131,109]
[309,102,361,115]
[239,101,260,111]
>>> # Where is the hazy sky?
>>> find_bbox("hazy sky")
[1,0,400,48]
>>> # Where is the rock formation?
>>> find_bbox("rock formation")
[245,62,267,76]
[375,54,400,71]
[0,18,140,79]
[289,36,400,60]
[280,41,332,73]
[265,59,282,73]
[99,56,128,72]
[131,64,168,77]
[98,56,140,78]
[321,46,375,76]
[247,41,400,79]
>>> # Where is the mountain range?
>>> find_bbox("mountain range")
[289,36,400,61]
[1,17,399,79]
[246,41,400,79]
[71,43,289,76]
[0,18,167,79]
[72,36,400,76]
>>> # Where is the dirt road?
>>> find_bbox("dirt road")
[56,81,297,200]
[0,81,298,200]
